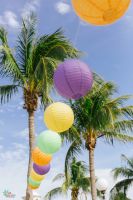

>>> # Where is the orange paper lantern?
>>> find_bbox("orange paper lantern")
[32,147,52,166]
[71,0,131,25]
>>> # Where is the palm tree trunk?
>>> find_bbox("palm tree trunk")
[89,148,97,200]
[26,111,35,200]
[71,188,79,200]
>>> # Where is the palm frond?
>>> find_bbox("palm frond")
[52,174,65,182]
[44,187,63,200]
[92,82,117,98]
[34,58,55,107]
[110,189,131,200]
[92,72,104,84]
[62,125,81,143]
[110,178,133,197]
[106,95,132,107]
[65,140,83,181]
[0,26,24,82]
[112,167,133,180]
[121,154,133,170]
[104,131,133,145]
[114,120,133,133]
[118,106,133,119]
[77,177,90,192]
[0,85,18,103]
[16,13,36,75]
[37,57,56,93]
[0,27,7,44]
[32,28,80,70]
[0,45,24,83]
[111,154,133,200]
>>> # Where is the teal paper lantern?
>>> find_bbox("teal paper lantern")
[37,130,62,154]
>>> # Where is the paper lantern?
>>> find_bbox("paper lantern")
[54,60,93,99]
[37,130,62,154]
[30,169,45,181]
[71,0,131,26]
[29,184,39,190]
[32,147,52,166]
[44,102,74,132]
[33,163,51,175]
[96,178,108,191]
[28,177,41,187]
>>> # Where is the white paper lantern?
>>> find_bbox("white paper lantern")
[96,178,108,191]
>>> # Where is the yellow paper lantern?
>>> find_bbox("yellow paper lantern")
[30,169,45,182]
[29,184,39,190]
[44,102,74,133]
[32,147,52,166]
[71,0,131,25]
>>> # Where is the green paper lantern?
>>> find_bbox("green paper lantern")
[37,130,62,154]
[28,177,41,187]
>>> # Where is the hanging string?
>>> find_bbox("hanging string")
[70,18,81,57]
[73,19,81,46]
[59,0,81,56]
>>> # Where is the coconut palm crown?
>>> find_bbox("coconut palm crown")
[110,154,133,200]
[44,157,90,200]
[62,77,133,200]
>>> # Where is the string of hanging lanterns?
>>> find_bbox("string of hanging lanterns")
[28,55,94,189]
[28,61,93,189]
[28,102,74,190]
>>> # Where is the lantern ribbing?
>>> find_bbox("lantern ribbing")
[71,0,131,25]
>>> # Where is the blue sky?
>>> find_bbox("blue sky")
[0,0,133,199]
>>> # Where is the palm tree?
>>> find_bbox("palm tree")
[44,157,90,200]
[110,154,133,200]
[110,191,131,200]
[62,78,133,200]
[0,14,80,200]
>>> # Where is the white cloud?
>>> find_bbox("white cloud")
[0,146,27,200]
[0,142,27,165]
[4,11,19,28]
[0,11,19,29]
[55,1,71,15]
[16,128,28,139]
[22,0,41,18]
[15,128,38,141]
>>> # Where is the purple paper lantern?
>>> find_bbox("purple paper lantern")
[33,163,50,175]
[54,59,93,99]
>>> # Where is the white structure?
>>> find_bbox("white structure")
[22,192,41,200]
[96,178,108,192]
